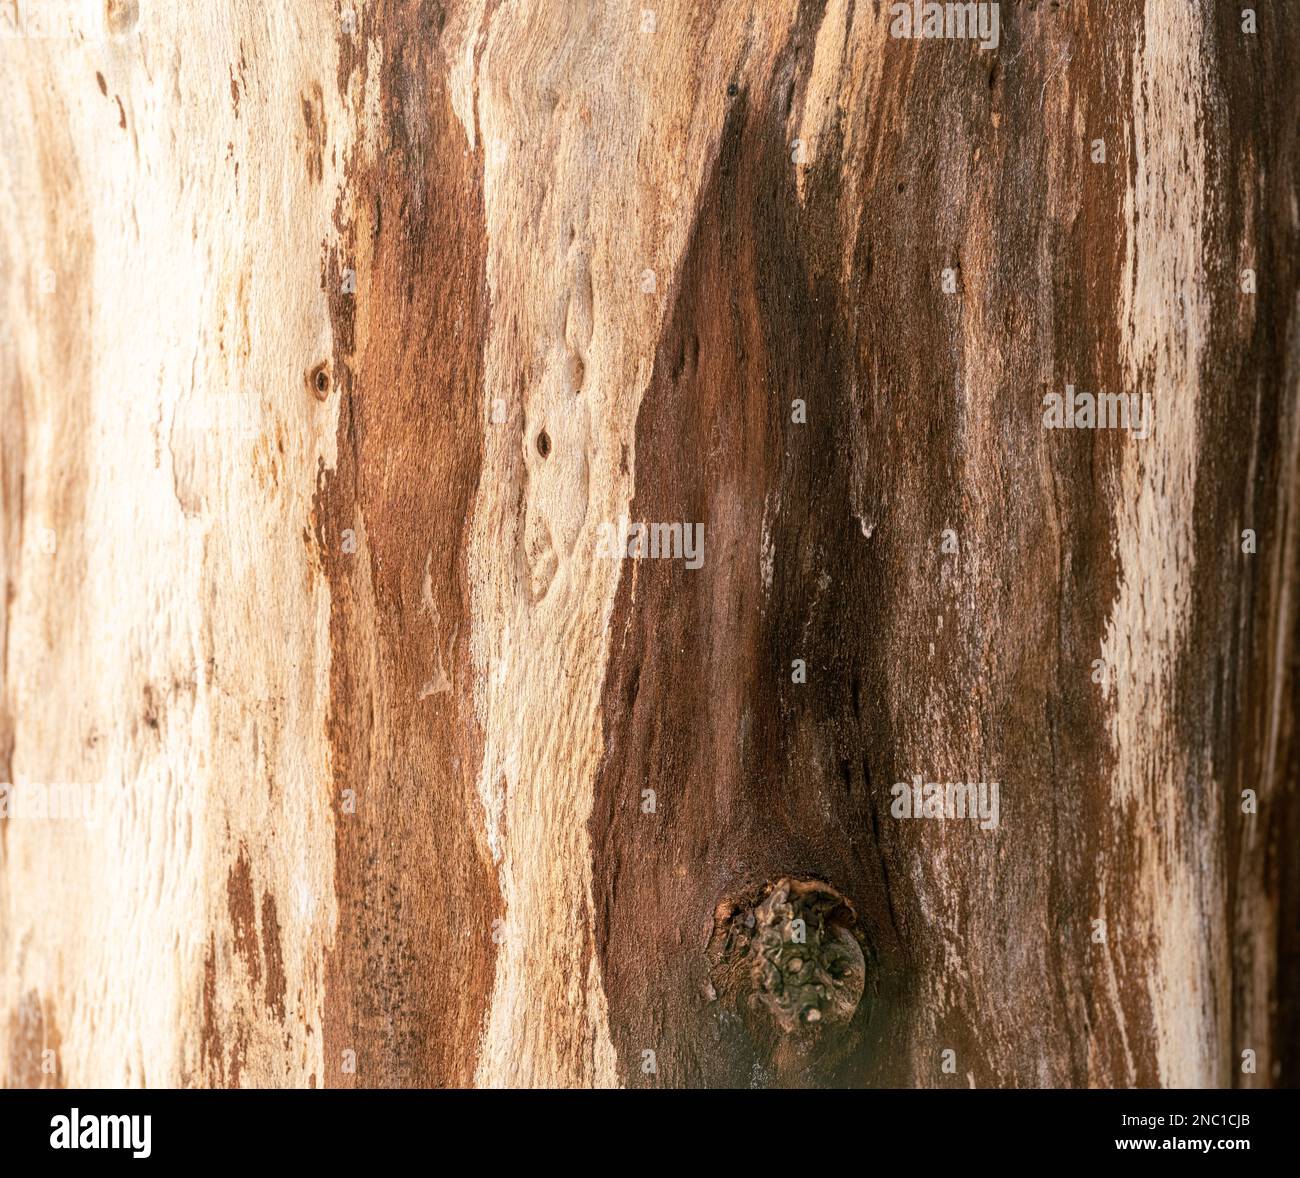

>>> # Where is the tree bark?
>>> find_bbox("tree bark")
[1,0,1297,1089]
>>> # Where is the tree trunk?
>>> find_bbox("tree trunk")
[1,0,1297,1089]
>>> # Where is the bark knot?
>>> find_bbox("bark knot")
[707,877,866,1035]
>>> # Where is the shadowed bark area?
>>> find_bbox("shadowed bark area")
[591,0,1300,1088]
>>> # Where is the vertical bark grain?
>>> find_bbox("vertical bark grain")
[0,0,1297,1088]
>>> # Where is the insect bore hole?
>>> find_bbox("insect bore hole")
[307,362,331,401]
[536,429,551,458]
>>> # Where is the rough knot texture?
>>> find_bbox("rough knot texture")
[709,878,868,1035]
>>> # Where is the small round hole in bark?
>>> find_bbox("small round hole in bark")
[536,429,551,458]
[306,362,331,401]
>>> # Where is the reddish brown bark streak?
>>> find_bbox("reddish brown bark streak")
[316,1,501,1088]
